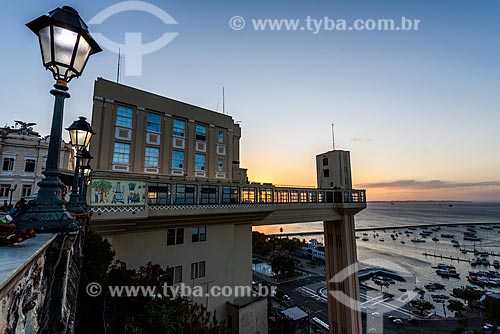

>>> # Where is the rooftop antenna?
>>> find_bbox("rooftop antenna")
[116,48,121,83]
[331,123,336,150]
[222,86,225,115]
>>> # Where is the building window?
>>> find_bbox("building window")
[221,186,239,204]
[146,112,161,132]
[148,183,171,205]
[22,185,32,197]
[24,159,36,173]
[171,150,184,170]
[113,142,131,165]
[259,188,273,203]
[323,157,328,166]
[190,261,206,280]
[217,159,223,172]
[166,265,183,285]
[144,147,160,168]
[167,228,184,246]
[2,158,14,171]
[192,226,206,242]
[173,185,196,205]
[0,184,10,197]
[218,131,224,143]
[200,185,218,204]
[195,125,207,141]
[194,154,206,172]
[323,169,330,177]
[116,105,133,128]
[242,187,256,203]
[290,191,299,203]
[173,119,185,137]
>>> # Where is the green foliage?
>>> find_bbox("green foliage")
[453,287,484,308]
[107,262,229,334]
[252,231,274,256]
[483,297,500,325]
[410,299,435,315]
[76,231,115,334]
[271,255,296,277]
[279,238,302,253]
[92,180,113,193]
[447,299,466,316]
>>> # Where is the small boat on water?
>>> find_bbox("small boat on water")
[480,252,489,257]
[481,258,490,266]
[432,237,439,242]
[493,260,500,269]
[453,243,460,248]
[424,282,445,290]
[362,237,369,241]
[411,238,426,243]
[400,241,406,244]
[441,234,454,238]
[436,269,460,278]
[379,239,385,242]
[464,236,481,241]
[480,226,494,230]
[470,258,480,266]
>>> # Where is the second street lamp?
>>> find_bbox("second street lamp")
[79,149,93,209]
[66,117,95,213]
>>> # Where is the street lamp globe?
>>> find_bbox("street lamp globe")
[26,6,102,84]
[80,148,93,168]
[66,117,95,153]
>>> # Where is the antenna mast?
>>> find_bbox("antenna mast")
[222,86,225,115]
[331,123,335,150]
[116,48,121,83]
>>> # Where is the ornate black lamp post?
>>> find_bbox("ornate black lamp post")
[66,117,95,213]
[79,149,93,209]
[8,184,17,206]
[16,6,101,232]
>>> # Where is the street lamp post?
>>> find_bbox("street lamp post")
[8,184,17,206]
[79,148,93,209]
[16,6,101,232]
[66,117,95,213]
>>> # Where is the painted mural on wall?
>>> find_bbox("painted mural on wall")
[91,180,146,206]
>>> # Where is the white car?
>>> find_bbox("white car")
[371,312,381,318]
[392,319,403,324]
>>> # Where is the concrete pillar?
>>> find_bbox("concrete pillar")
[324,214,361,334]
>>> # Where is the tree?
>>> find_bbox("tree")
[453,287,483,309]
[76,232,115,334]
[279,238,301,254]
[483,297,500,326]
[271,255,296,277]
[447,299,466,317]
[410,299,435,316]
[252,231,273,256]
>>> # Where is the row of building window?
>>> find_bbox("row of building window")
[166,226,207,246]
[2,158,37,173]
[113,143,224,172]
[148,183,328,206]
[165,261,206,286]
[116,106,225,143]
[0,184,32,197]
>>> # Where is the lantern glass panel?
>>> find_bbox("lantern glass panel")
[39,26,52,65]
[53,26,77,66]
[73,37,92,73]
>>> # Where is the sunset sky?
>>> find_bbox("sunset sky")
[1,0,499,201]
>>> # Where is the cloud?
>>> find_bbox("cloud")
[350,137,372,142]
[355,179,500,190]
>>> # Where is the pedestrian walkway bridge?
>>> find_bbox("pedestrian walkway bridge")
[89,176,366,235]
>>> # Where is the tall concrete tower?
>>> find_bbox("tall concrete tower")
[316,150,352,189]
[317,149,364,334]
